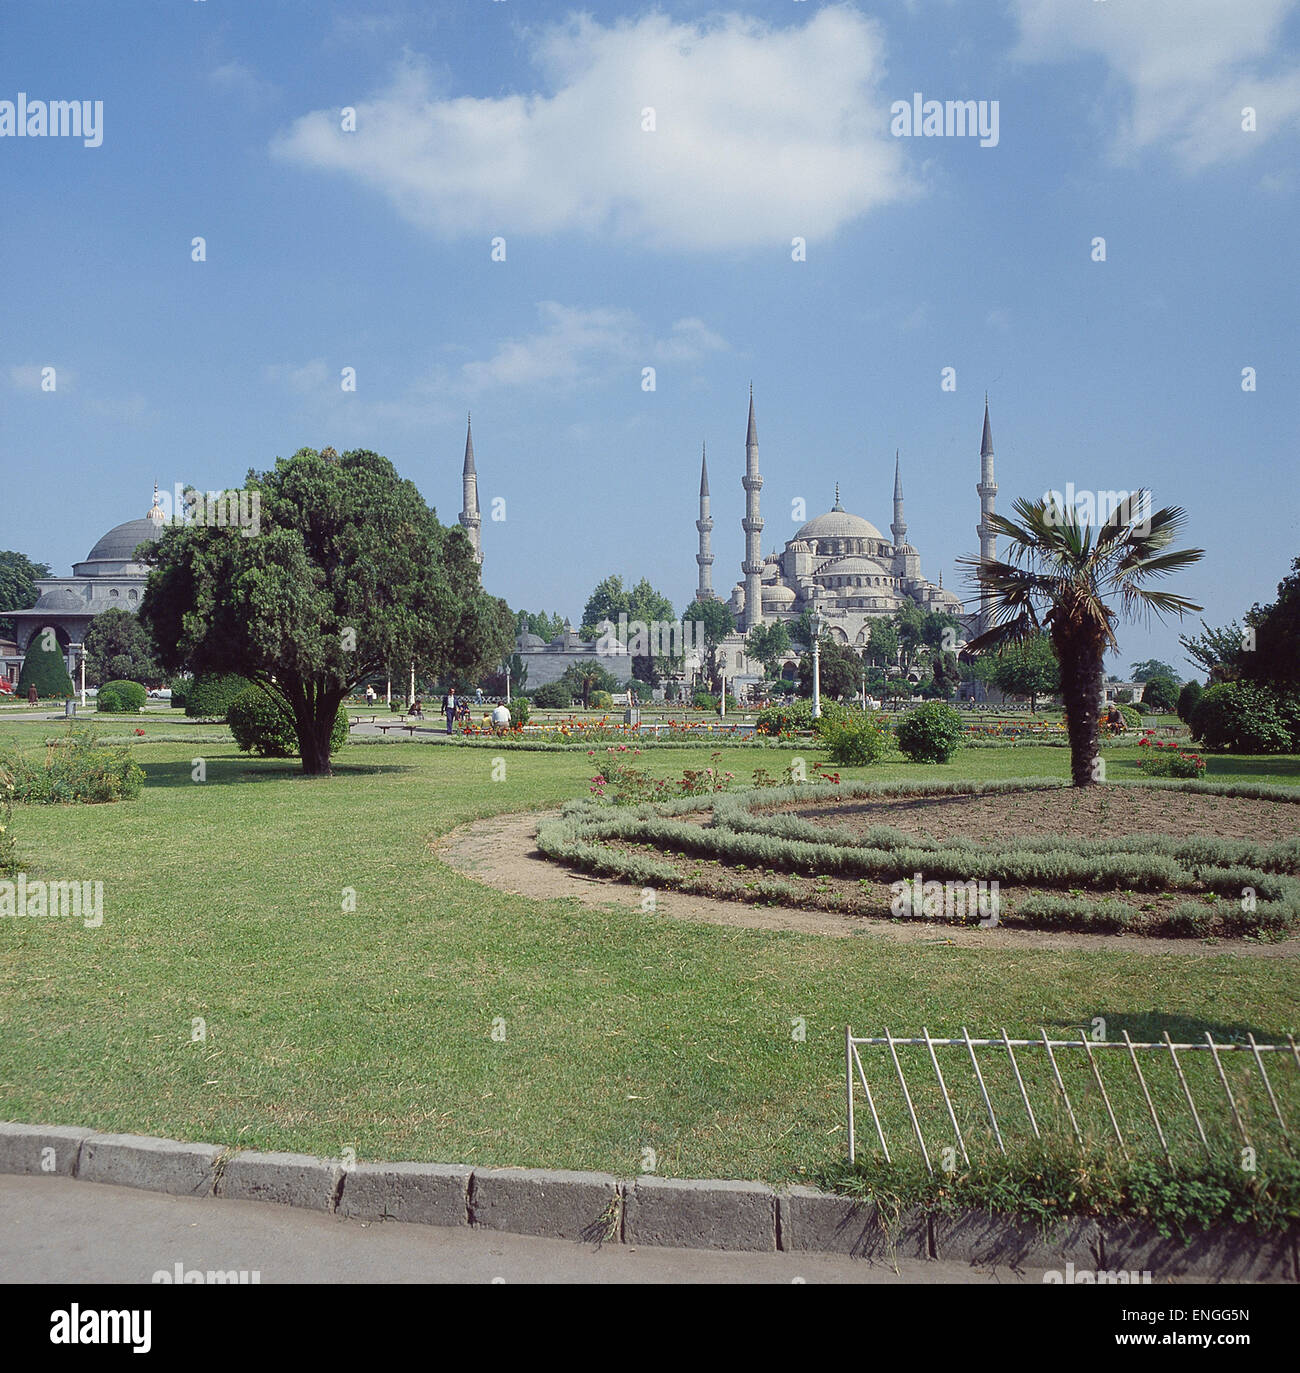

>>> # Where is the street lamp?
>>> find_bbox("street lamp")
[811,609,825,720]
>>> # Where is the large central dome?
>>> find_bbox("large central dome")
[794,509,883,542]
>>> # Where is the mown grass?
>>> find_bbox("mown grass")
[0,727,1297,1190]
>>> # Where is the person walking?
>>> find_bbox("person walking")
[442,687,458,735]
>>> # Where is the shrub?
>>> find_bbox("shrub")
[95,679,147,713]
[1136,742,1206,778]
[4,726,143,803]
[756,698,847,736]
[16,634,73,699]
[693,692,717,711]
[185,673,254,720]
[509,696,530,727]
[168,676,190,710]
[227,688,348,758]
[1191,681,1294,753]
[895,701,966,763]
[1176,679,1203,725]
[533,682,572,710]
[1116,702,1143,730]
[589,690,613,710]
[818,712,888,766]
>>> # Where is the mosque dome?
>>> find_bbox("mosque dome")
[794,509,883,543]
[516,632,547,649]
[31,587,89,613]
[815,555,892,579]
[761,583,796,608]
[83,517,162,567]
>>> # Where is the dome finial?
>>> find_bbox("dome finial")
[833,482,843,512]
[147,481,164,523]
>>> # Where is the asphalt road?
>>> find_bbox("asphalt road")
[0,1175,1045,1284]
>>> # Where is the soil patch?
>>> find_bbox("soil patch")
[769,787,1300,845]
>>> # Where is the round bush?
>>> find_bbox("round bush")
[693,692,717,712]
[895,701,966,763]
[185,673,254,720]
[589,690,613,710]
[508,696,530,727]
[1191,681,1294,754]
[168,676,190,710]
[818,712,888,766]
[96,679,147,713]
[227,688,348,758]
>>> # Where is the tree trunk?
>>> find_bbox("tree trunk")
[1057,634,1104,786]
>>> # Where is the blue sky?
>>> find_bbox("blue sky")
[2,0,1298,677]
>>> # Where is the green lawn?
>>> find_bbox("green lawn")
[1,729,1297,1184]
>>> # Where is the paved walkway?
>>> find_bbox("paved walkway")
[0,1176,1044,1284]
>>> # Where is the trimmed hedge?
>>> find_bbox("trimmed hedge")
[16,634,73,699]
[185,673,255,720]
[95,679,147,713]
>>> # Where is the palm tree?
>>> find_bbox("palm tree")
[958,493,1204,786]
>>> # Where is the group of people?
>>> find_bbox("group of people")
[362,682,507,734]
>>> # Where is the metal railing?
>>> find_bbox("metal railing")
[845,1027,1299,1169]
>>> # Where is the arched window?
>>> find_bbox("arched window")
[109,589,119,599]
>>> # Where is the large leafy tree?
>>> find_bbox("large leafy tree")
[1129,658,1181,683]
[580,575,631,639]
[0,551,51,638]
[959,493,1203,787]
[865,618,899,668]
[514,608,566,642]
[140,448,512,775]
[990,633,1060,712]
[681,597,735,690]
[1241,556,1300,690]
[745,621,791,677]
[894,602,926,671]
[83,607,161,687]
[1179,620,1247,683]
[797,635,863,700]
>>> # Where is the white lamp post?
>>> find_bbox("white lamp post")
[811,609,824,720]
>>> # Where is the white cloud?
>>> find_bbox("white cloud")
[263,358,332,394]
[209,62,278,105]
[1012,0,1300,168]
[458,303,728,393]
[270,8,913,251]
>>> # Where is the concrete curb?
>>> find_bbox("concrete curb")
[216,1151,342,1212]
[0,1122,1294,1279]
[77,1132,224,1197]
[470,1168,622,1242]
[625,1177,777,1252]
[338,1162,472,1227]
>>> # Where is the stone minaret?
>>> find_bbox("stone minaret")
[695,442,714,600]
[459,412,482,569]
[890,449,907,547]
[741,386,764,630]
[976,396,998,632]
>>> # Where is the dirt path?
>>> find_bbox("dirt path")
[433,811,1298,958]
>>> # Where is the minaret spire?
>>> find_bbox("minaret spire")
[891,449,907,547]
[459,412,483,570]
[976,398,998,632]
[695,441,714,600]
[741,387,764,630]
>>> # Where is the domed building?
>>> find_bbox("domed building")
[691,392,978,684]
[3,492,165,687]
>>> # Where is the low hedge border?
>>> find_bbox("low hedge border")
[535,778,1300,937]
